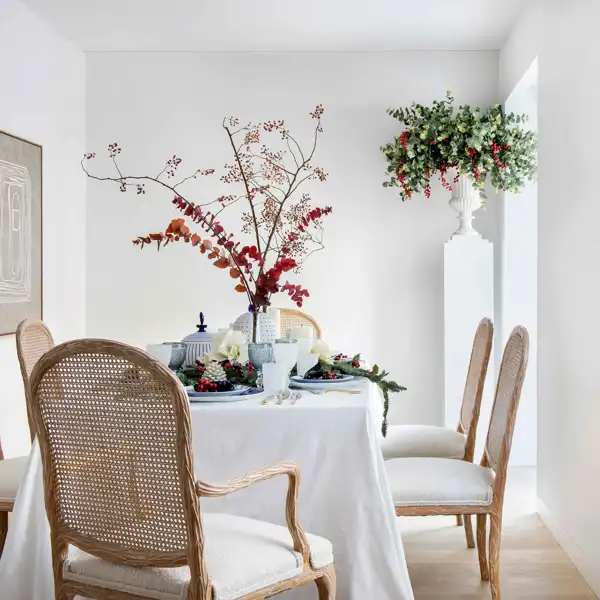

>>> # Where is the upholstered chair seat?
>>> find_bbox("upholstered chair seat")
[64,513,333,600]
[386,457,495,508]
[0,456,28,504]
[381,424,467,461]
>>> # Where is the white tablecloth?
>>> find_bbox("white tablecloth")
[0,381,414,600]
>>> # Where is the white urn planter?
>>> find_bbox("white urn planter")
[448,173,482,238]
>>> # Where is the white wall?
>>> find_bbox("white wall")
[501,0,600,593]
[86,51,498,427]
[502,60,538,466]
[0,0,87,457]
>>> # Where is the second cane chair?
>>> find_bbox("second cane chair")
[381,317,494,547]
[30,339,336,600]
[386,326,529,600]
[0,319,55,557]
[16,318,56,441]
[278,309,322,339]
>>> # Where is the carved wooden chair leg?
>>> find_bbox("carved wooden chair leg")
[463,514,475,548]
[476,513,489,581]
[315,565,336,600]
[456,515,463,526]
[0,511,8,557]
[489,511,503,600]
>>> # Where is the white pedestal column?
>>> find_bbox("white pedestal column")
[444,235,494,459]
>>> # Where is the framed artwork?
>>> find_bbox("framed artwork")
[0,131,42,335]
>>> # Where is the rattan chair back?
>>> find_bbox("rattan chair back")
[16,319,55,440]
[29,339,209,592]
[484,326,529,474]
[278,309,322,339]
[459,318,494,453]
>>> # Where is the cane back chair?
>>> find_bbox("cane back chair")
[381,317,494,546]
[278,309,322,339]
[16,319,56,441]
[30,339,335,600]
[386,326,529,600]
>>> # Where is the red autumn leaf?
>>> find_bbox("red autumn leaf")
[235,284,246,293]
[229,268,241,279]
[214,257,229,269]
[191,233,201,246]
[148,233,164,241]
[202,239,213,250]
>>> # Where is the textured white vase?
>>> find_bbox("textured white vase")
[448,174,482,238]
[233,311,278,344]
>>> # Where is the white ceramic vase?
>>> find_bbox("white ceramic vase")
[233,311,278,344]
[448,173,482,238]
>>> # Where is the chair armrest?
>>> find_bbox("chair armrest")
[195,461,310,563]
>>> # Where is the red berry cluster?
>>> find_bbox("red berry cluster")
[108,143,121,158]
[84,152,96,160]
[322,370,339,380]
[165,155,183,178]
[352,360,360,368]
[195,379,218,392]
[310,105,325,120]
[334,353,348,361]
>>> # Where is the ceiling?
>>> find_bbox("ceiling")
[22,0,525,52]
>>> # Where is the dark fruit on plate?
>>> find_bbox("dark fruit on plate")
[215,380,234,392]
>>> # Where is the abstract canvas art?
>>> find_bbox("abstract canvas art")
[0,131,42,335]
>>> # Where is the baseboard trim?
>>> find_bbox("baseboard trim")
[536,498,600,596]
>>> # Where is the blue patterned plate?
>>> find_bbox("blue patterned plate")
[290,374,354,384]
[186,386,263,402]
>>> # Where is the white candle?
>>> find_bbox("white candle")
[289,325,314,340]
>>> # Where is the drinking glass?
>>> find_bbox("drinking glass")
[273,338,299,381]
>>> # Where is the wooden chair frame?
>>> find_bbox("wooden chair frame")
[455,318,494,547]
[394,326,529,600]
[278,308,322,339]
[16,318,55,441]
[0,438,12,556]
[30,339,335,600]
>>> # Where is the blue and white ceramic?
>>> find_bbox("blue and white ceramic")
[186,386,263,402]
[182,312,212,366]
[185,384,250,398]
[290,374,354,384]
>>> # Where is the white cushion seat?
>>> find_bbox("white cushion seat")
[63,513,333,600]
[386,457,495,507]
[381,424,467,461]
[0,455,28,503]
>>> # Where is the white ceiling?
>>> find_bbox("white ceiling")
[22,0,525,52]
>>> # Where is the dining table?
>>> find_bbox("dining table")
[0,378,414,600]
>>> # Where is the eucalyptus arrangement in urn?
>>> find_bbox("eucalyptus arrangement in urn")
[381,91,536,200]
[82,106,331,342]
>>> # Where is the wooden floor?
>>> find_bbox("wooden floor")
[399,469,597,600]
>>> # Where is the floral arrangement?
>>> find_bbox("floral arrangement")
[82,107,331,342]
[381,91,536,200]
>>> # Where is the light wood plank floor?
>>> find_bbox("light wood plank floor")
[399,468,598,600]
